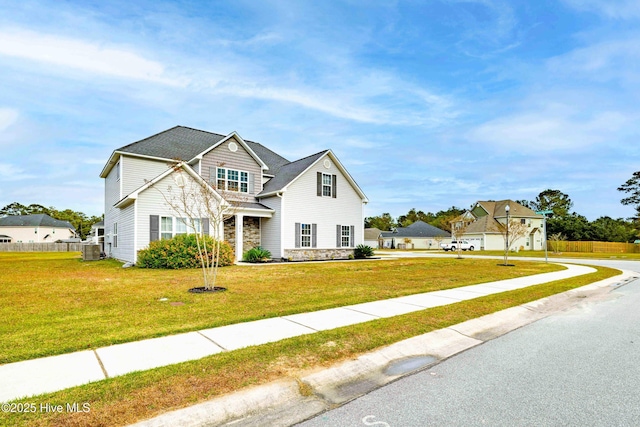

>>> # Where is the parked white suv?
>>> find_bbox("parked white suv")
[440,240,474,251]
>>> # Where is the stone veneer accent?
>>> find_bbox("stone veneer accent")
[283,248,355,261]
[224,216,261,254]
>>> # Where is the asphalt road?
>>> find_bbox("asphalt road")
[298,258,640,427]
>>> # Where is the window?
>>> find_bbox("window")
[115,161,120,181]
[161,216,173,240]
[337,224,354,247]
[217,168,226,190]
[317,172,337,198]
[175,218,187,235]
[301,224,312,247]
[521,219,526,225]
[216,167,250,193]
[113,223,118,248]
[165,217,202,238]
[295,223,316,248]
[322,174,332,197]
[341,226,351,247]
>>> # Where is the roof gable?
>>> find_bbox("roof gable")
[466,200,542,234]
[258,150,368,202]
[114,162,227,209]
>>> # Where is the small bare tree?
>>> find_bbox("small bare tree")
[548,232,566,254]
[497,219,530,265]
[448,213,473,259]
[151,162,239,290]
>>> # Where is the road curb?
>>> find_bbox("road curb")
[129,270,637,427]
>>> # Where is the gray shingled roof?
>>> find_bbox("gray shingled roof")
[116,126,290,172]
[259,151,328,195]
[380,221,450,238]
[0,214,75,230]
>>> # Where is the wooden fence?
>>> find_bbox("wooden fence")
[548,241,640,254]
[0,243,84,252]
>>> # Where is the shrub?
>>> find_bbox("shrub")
[243,246,272,263]
[354,244,375,259]
[137,234,234,269]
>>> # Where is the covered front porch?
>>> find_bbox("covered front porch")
[222,203,274,261]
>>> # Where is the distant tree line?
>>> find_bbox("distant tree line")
[0,202,103,240]
[365,171,640,243]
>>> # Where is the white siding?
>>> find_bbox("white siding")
[122,156,171,197]
[112,203,135,261]
[282,154,364,250]
[259,195,282,257]
[104,161,121,259]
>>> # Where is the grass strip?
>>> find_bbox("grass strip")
[0,265,619,427]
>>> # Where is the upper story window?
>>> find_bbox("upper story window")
[216,168,249,193]
[115,161,120,181]
[322,174,332,197]
[317,172,337,198]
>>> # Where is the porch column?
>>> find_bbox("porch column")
[235,213,244,261]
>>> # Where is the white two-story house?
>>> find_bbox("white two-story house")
[100,126,368,263]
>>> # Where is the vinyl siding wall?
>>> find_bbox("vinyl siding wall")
[200,138,263,202]
[282,155,363,251]
[104,160,121,259]
[121,156,171,197]
[259,195,282,257]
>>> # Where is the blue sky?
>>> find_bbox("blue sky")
[0,0,638,220]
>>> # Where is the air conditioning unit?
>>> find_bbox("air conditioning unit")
[82,244,101,261]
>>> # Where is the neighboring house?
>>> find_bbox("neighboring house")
[380,220,451,249]
[100,126,368,263]
[0,214,76,243]
[364,228,382,248]
[87,221,105,252]
[457,200,544,251]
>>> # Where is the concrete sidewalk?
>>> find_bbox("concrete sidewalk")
[0,263,596,403]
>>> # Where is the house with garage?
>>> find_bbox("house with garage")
[100,126,368,263]
[456,200,544,251]
[0,214,76,243]
[380,220,451,249]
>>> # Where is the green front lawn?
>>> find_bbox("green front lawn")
[0,255,618,427]
[0,252,563,363]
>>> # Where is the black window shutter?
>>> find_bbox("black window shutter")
[332,174,337,198]
[150,215,159,242]
[312,224,317,248]
[350,225,355,247]
[202,218,209,235]
[295,223,301,248]
[317,172,322,197]
[336,224,341,247]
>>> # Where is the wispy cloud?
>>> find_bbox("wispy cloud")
[547,37,640,83]
[0,163,37,181]
[468,105,634,151]
[0,29,185,86]
[0,108,19,132]
[561,0,640,19]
